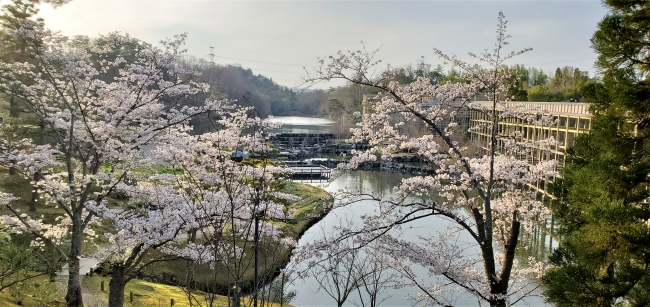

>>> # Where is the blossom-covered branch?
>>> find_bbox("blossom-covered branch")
[298,12,554,307]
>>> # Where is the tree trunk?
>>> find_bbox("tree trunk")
[185,229,196,290]
[280,272,284,307]
[488,220,521,307]
[185,259,195,307]
[65,257,83,307]
[9,96,19,118]
[8,159,16,175]
[231,284,241,307]
[108,265,127,307]
[29,172,41,211]
[65,212,84,307]
[489,298,507,307]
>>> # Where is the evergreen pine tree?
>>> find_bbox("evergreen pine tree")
[0,0,43,118]
[542,1,650,306]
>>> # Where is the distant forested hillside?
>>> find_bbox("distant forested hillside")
[13,32,596,121]
[181,56,598,120]
[180,56,328,118]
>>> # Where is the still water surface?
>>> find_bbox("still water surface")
[191,116,335,135]
[287,171,547,307]
[266,117,549,307]
[268,116,335,134]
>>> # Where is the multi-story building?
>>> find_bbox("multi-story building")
[469,101,592,195]
[362,94,592,195]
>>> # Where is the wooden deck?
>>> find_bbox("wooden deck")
[289,165,331,178]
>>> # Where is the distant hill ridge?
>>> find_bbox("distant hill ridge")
[179,58,327,118]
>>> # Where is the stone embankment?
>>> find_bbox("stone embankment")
[270,133,434,175]
[294,156,434,175]
[270,133,370,159]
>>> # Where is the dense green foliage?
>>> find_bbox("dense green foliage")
[0,0,42,119]
[390,61,446,85]
[0,0,41,62]
[325,61,595,121]
[504,64,593,102]
[542,1,650,305]
[544,114,650,306]
[197,64,328,117]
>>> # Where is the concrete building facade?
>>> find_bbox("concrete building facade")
[469,101,592,194]
[361,95,593,195]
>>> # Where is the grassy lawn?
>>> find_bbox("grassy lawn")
[1,166,329,305]
[143,181,331,296]
[0,275,65,307]
[280,181,331,238]
[0,171,65,218]
[83,276,289,307]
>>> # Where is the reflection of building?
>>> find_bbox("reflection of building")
[469,101,591,194]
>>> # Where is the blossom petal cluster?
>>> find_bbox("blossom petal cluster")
[298,12,552,306]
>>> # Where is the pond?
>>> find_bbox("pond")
[285,170,550,307]
[190,116,336,135]
[191,116,552,306]
[268,116,335,134]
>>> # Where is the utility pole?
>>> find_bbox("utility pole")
[209,46,215,66]
[418,55,425,77]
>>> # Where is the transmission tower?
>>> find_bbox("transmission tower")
[208,46,215,65]
[419,56,425,74]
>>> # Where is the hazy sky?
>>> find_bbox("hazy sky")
[31,0,608,89]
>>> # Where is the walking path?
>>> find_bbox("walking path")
[57,208,125,306]
[57,256,103,306]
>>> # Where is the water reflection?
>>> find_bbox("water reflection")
[190,116,335,135]
[286,170,549,307]
[268,116,334,134]
[190,116,552,306]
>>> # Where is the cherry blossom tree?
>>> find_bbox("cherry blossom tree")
[0,24,221,306]
[310,239,364,307]
[87,181,197,307]
[141,105,298,307]
[296,221,397,307]
[355,245,397,307]
[298,12,555,307]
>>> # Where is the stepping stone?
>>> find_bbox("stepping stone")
[141,285,155,291]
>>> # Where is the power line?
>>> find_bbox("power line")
[209,62,303,82]
[270,78,301,82]
[216,61,303,75]
[248,68,302,75]
[215,55,305,67]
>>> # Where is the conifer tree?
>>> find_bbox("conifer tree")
[0,0,42,118]
[542,1,650,305]
[0,0,70,117]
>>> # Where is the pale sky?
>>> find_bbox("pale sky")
[30,0,608,89]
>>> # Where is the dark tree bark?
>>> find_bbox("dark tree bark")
[65,211,84,307]
[9,96,19,118]
[108,265,127,307]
